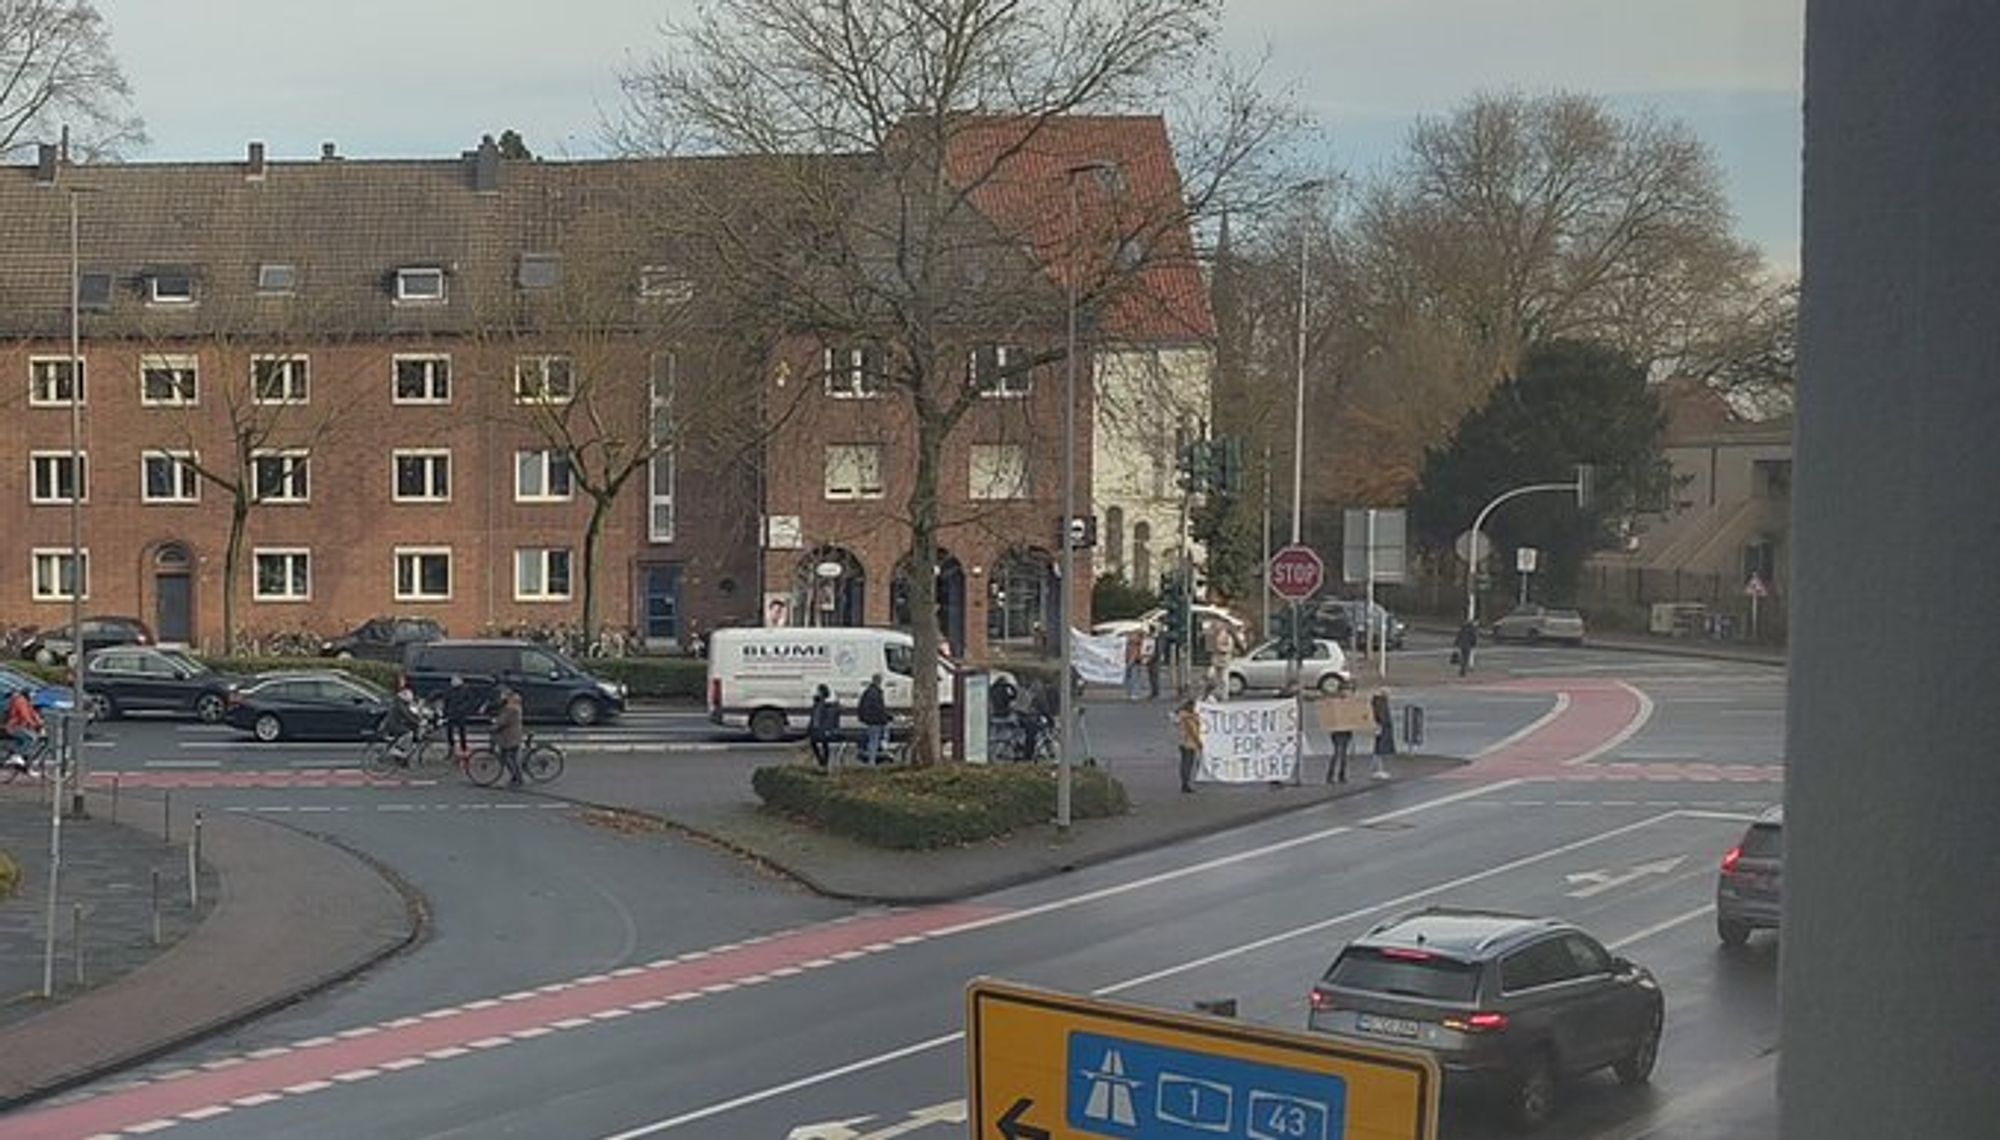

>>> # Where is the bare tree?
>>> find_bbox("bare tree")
[0,0,145,159]
[610,0,1295,764]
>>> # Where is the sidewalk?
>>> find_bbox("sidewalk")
[0,785,418,1109]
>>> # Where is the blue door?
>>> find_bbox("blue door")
[643,565,682,648]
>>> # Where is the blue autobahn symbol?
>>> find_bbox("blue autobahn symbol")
[1066,1031,1347,1139]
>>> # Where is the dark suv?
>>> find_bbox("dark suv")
[82,646,241,722]
[22,616,154,666]
[320,617,446,663]
[1716,805,1782,947]
[1308,907,1663,1130]
[402,639,626,726]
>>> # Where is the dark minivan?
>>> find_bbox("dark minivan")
[402,639,626,726]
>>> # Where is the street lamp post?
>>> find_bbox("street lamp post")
[1462,474,1588,624]
[66,186,90,819]
[1058,160,1116,834]
[1288,179,1328,685]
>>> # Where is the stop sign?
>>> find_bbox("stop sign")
[1268,544,1324,601]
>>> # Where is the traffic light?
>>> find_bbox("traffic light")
[1160,571,1191,647]
[1268,605,1305,658]
[1177,440,1214,492]
[1208,438,1244,496]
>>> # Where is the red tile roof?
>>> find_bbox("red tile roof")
[943,116,1214,344]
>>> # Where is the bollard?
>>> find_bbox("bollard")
[194,811,203,867]
[72,902,84,987]
[187,834,198,910]
[110,774,119,823]
[162,791,172,845]
[150,869,161,947]
[1403,704,1425,748]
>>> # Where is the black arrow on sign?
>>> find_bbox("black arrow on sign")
[996,1097,1049,1140]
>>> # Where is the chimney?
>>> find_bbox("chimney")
[246,141,267,180]
[471,134,501,194]
[34,143,57,184]
[321,141,340,162]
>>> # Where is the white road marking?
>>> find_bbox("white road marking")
[1607,903,1717,949]
[141,760,222,769]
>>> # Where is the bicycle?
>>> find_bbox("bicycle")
[1,731,63,783]
[361,702,450,777]
[462,733,565,787]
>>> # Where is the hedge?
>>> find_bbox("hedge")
[585,657,707,699]
[0,850,17,899]
[751,761,1129,850]
[20,653,706,698]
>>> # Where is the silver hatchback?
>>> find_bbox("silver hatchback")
[1716,805,1783,947]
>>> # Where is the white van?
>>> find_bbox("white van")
[707,627,950,742]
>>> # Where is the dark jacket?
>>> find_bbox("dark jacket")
[810,694,842,738]
[990,677,1018,719]
[1371,690,1395,755]
[442,684,482,723]
[1454,622,1479,652]
[857,682,890,727]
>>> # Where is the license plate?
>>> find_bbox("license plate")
[1356,1013,1421,1039]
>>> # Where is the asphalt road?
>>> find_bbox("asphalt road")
[16,641,1785,1139]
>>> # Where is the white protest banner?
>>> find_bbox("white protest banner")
[1069,628,1130,686]
[1196,698,1300,783]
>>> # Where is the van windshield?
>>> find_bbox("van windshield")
[885,644,914,677]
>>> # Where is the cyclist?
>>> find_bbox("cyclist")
[5,688,46,769]
[377,683,427,765]
[441,675,480,760]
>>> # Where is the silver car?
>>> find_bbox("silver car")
[1716,805,1782,947]
[1490,604,1586,646]
[1225,638,1349,695]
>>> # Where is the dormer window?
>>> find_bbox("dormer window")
[79,272,112,311]
[258,263,298,295]
[639,265,694,303]
[395,267,446,304]
[149,270,195,306]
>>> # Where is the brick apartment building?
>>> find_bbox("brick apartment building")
[1,120,1212,663]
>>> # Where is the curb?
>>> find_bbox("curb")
[0,795,427,1112]
[544,755,1468,907]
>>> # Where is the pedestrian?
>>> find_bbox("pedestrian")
[857,673,891,765]
[492,686,526,788]
[1143,630,1161,700]
[808,683,841,768]
[1124,631,1147,701]
[1369,687,1396,780]
[1327,676,1357,784]
[1454,620,1479,677]
[1174,698,1205,793]
[441,674,478,760]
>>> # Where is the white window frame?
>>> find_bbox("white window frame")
[518,252,562,290]
[515,449,574,502]
[251,354,310,404]
[970,344,1032,398]
[142,450,201,504]
[395,267,446,303]
[29,356,85,406]
[257,263,298,295]
[391,449,452,503]
[250,448,311,504]
[648,353,675,543]
[148,270,195,305]
[392,354,452,404]
[514,548,574,601]
[823,344,883,398]
[252,548,312,602]
[823,444,885,501]
[29,451,88,504]
[31,548,89,602]
[140,354,200,407]
[968,443,1029,500]
[393,547,453,602]
[638,265,694,303]
[514,354,576,405]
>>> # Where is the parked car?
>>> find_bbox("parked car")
[1308,907,1664,1131]
[0,665,80,715]
[20,616,154,666]
[81,646,241,723]
[1716,805,1783,948]
[402,639,626,726]
[1224,637,1349,695]
[1489,605,1587,646]
[1310,599,1408,650]
[707,626,953,742]
[320,617,446,662]
[224,671,391,742]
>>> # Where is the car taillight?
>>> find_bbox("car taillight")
[1721,845,1743,874]
[1308,989,1336,1012]
[1444,1012,1509,1033]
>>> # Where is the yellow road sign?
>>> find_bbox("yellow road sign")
[967,978,1438,1140]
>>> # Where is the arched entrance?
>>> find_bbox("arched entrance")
[794,546,866,627]
[892,551,967,654]
[986,547,1060,654]
[153,542,194,644]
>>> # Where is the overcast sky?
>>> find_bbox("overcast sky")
[95,0,1803,266]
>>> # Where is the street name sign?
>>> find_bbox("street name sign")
[1268,545,1325,602]
[967,977,1438,1140]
